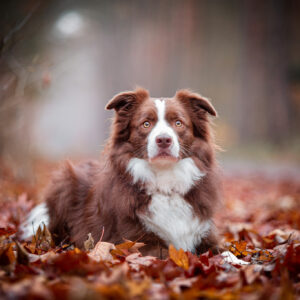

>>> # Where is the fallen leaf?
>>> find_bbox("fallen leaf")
[0,243,15,266]
[126,279,150,297]
[0,228,17,237]
[169,244,189,270]
[1,163,300,299]
[32,224,54,251]
[15,241,29,265]
[110,240,145,258]
[123,239,145,252]
[126,253,156,271]
[229,240,248,257]
[84,233,95,251]
[242,265,260,285]
[88,241,116,262]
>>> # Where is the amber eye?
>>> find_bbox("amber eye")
[143,121,151,128]
[175,120,182,127]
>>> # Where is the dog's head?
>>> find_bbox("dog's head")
[106,88,217,168]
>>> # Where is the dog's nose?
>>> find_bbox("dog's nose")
[156,135,172,148]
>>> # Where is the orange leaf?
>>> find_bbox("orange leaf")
[169,244,189,270]
[230,241,249,257]
[234,241,247,253]
[110,240,145,258]
[0,244,15,266]
[74,247,81,254]
[116,241,135,250]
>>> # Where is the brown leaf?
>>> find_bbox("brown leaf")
[126,253,156,271]
[93,263,129,285]
[242,265,260,285]
[88,241,116,262]
[0,228,17,237]
[0,243,15,266]
[126,279,150,297]
[95,284,127,299]
[84,233,95,251]
[169,277,197,294]
[33,224,54,251]
[15,241,29,265]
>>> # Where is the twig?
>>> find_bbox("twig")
[1,2,40,53]
[99,226,105,243]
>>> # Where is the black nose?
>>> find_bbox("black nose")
[156,135,172,148]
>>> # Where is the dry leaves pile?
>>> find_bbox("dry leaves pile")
[0,163,299,299]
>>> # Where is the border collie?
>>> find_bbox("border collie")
[21,88,221,257]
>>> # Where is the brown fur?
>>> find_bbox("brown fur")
[46,88,221,256]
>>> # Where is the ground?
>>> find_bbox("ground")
[0,161,299,299]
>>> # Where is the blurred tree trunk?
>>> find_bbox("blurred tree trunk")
[264,0,290,144]
[239,0,291,145]
[0,1,42,180]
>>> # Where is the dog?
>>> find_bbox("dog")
[21,88,221,257]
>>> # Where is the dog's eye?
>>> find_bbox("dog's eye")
[143,121,151,128]
[175,120,182,127]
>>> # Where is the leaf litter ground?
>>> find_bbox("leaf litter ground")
[0,162,299,299]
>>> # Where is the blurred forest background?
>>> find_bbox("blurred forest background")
[0,0,300,180]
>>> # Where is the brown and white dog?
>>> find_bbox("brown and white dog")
[21,88,221,257]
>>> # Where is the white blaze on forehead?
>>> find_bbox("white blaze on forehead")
[155,99,166,122]
[147,99,180,159]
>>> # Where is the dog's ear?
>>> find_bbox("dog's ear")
[106,88,149,113]
[106,88,149,143]
[176,89,217,140]
[176,89,217,117]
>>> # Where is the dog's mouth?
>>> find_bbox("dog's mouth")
[149,151,178,165]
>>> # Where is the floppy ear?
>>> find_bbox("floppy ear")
[176,89,217,117]
[176,89,217,141]
[106,88,149,113]
[106,88,149,143]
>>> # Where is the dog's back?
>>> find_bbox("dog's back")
[21,160,99,244]
[47,160,100,245]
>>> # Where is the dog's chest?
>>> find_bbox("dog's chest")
[138,192,211,252]
[127,157,210,251]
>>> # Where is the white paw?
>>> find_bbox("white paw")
[20,203,49,239]
[221,251,249,265]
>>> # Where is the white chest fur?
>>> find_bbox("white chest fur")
[127,157,211,251]
[138,192,212,252]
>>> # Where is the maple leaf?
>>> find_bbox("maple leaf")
[110,240,145,258]
[168,244,189,270]
[229,240,249,257]
[125,253,156,271]
[88,241,115,262]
